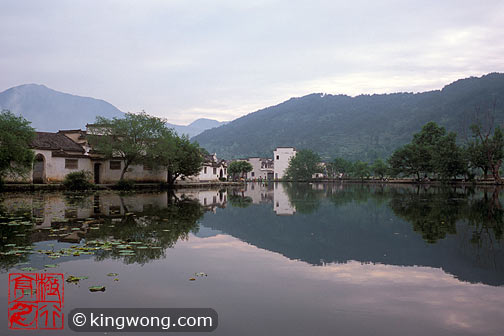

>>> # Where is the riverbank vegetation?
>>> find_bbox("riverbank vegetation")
[0,110,36,189]
[287,119,504,184]
[87,112,204,187]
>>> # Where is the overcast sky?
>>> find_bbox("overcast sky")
[1,0,503,124]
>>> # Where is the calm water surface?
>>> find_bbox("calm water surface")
[1,183,503,335]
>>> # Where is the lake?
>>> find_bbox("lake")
[1,183,503,335]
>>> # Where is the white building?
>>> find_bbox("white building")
[273,147,296,179]
[244,157,274,180]
[5,129,224,184]
[184,153,227,182]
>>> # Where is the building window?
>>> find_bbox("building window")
[224,169,227,174]
[251,172,255,177]
[204,167,207,174]
[143,163,152,171]
[110,161,121,170]
[213,168,217,174]
[65,159,78,169]
[276,155,279,160]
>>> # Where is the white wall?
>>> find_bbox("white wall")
[194,164,227,182]
[98,160,167,184]
[273,148,296,179]
[245,158,272,180]
[5,150,93,183]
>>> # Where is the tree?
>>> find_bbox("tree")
[0,110,35,184]
[228,161,253,180]
[432,132,466,179]
[388,143,424,180]
[327,157,352,178]
[465,141,490,178]
[351,161,371,181]
[371,158,388,179]
[284,149,321,181]
[87,112,166,181]
[388,121,466,180]
[150,130,204,187]
[469,124,504,183]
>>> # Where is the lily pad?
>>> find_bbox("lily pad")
[20,267,37,272]
[44,264,59,268]
[66,275,89,283]
[89,286,106,292]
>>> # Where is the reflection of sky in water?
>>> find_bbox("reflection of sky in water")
[1,233,502,336]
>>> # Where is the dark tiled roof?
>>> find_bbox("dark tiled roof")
[31,132,85,153]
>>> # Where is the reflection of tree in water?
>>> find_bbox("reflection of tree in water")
[463,188,504,246]
[283,183,325,214]
[228,193,253,208]
[389,186,504,245]
[318,183,392,211]
[88,195,205,264]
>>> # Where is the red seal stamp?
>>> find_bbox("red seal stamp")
[8,273,64,330]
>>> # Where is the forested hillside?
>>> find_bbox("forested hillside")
[193,73,504,160]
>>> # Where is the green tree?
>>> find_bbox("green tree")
[432,132,466,179]
[149,130,204,187]
[88,112,166,181]
[371,158,388,179]
[388,121,465,180]
[0,110,35,185]
[328,157,352,178]
[284,149,321,181]
[388,144,424,180]
[465,141,490,178]
[351,161,371,180]
[470,124,504,183]
[228,161,253,180]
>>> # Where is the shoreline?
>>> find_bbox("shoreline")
[1,178,502,193]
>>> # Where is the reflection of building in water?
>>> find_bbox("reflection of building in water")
[178,189,227,213]
[240,183,274,204]
[274,183,296,215]
[0,192,172,228]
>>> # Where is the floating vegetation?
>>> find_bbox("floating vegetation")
[66,275,89,283]
[107,273,118,277]
[89,286,106,292]
[20,267,37,272]
[44,264,59,268]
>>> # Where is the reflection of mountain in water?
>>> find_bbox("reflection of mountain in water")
[201,184,504,286]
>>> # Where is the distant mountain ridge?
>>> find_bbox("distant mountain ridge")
[193,73,504,160]
[0,84,226,135]
[168,118,227,137]
[0,84,123,132]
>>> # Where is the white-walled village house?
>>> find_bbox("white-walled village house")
[6,128,225,184]
[273,147,297,179]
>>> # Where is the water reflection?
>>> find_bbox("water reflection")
[1,183,503,286]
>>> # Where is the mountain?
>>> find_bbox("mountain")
[0,84,227,136]
[193,73,504,160]
[0,84,124,131]
[168,118,227,137]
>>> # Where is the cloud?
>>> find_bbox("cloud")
[1,0,503,124]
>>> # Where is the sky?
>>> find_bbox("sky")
[1,0,503,125]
